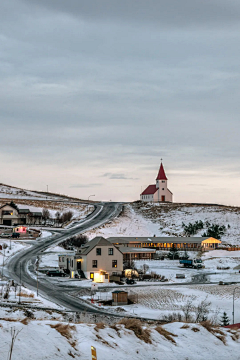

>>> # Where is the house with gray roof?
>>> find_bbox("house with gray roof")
[58,237,123,282]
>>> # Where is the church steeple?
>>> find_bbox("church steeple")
[156,162,168,181]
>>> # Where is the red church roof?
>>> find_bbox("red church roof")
[156,163,167,180]
[141,185,158,195]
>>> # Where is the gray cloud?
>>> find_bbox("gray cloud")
[0,1,240,205]
[102,173,138,180]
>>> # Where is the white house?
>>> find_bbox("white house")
[140,162,173,202]
[58,237,123,282]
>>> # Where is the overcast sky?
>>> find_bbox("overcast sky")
[1,0,240,205]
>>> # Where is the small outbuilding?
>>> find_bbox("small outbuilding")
[112,290,128,306]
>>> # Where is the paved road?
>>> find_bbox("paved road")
[4,202,122,313]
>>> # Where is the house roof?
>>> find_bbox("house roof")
[108,237,220,244]
[31,212,42,216]
[80,236,122,255]
[141,185,158,195]
[118,247,156,254]
[18,209,30,214]
[156,163,168,180]
[0,204,18,211]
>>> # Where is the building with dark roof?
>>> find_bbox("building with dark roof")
[58,237,123,282]
[140,162,173,202]
[107,236,221,251]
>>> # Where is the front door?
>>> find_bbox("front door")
[77,261,81,270]
[161,196,165,201]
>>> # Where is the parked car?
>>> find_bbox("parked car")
[46,270,66,277]
[125,278,135,285]
[0,233,12,238]
[12,233,20,238]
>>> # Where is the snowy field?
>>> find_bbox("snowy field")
[0,317,240,360]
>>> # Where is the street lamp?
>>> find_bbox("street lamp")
[232,287,240,324]
[88,195,95,214]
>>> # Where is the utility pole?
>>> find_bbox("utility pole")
[18,262,22,304]
[36,258,39,296]
[232,287,240,324]
[88,195,95,213]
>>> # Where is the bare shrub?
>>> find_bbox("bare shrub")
[118,318,151,344]
[195,297,211,323]
[155,326,178,344]
[162,312,182,322]
[181,298,194,322]
[16,291,34,298]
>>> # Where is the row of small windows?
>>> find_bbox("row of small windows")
[92,260,117,268]
[142,195,153,200]
[96,248,114,256]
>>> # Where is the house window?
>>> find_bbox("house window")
[92,260,97,268]
[3,210,13,215]
[112,260,117,268]
[96,248,101,256]
[90,272,94,279]
[108,248,114,255]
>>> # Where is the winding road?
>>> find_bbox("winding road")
[4,202,122,313]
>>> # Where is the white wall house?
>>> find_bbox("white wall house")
[58,237,123,282]
[140,162,173,203]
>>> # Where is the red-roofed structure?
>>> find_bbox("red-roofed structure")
[140,162,173,202]
[141,185,158,196]
[156,163,168,180]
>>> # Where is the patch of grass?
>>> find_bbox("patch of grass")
[155,326,178,344]
[50,323,77,349]
[180,324,189,329]
[118,318,152,344]
[16,291,34,298]
[96,334,114,347]
[201,321,226,345]
[21,317,30,325]
[94,322,105,331]
[191,327,200,332]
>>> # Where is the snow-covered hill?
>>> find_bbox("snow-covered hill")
[0,183,84,201]
[0,315,239,360]
[132,202,240,245]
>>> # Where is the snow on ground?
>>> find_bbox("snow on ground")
[0,318,239,360]
[0,240,29,269]
[0,183,59,200]
[85,204,160,240]
[132,202,240,245]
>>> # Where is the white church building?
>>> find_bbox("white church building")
[140,162,173,202]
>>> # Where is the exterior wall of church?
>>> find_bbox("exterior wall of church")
[140,194,154,202]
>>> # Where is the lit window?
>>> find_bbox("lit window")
[92,260,97,268]
[96,248,101,256]
[112,260,117,268]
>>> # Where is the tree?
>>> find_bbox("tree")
[142,264,149,274]
[60,211,73,223]
[123,260,136,270]
[167,244,179,260]
[42,208,50,224]
[55,211,61,225]
[195,297,211,322]
[220,311,230,326]
[60,234,88,250]
[182,249,189,260]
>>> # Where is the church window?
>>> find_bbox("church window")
[162,181,165,183]
[162,188,164,190]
